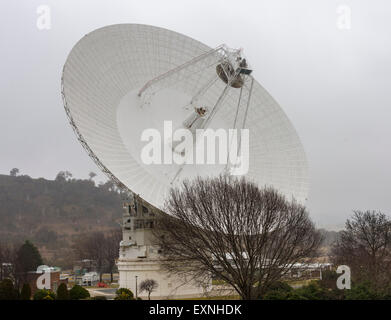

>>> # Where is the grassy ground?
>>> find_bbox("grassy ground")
[212,279,226,285]
[285,278,318,288]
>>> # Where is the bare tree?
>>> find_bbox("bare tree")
[0,243,17,282]
[73,232,107,281]
[73,229,122,282]
[139,279,158,300]
[154,175,322,300]
[331,210,391,287]
[105,229,122,283]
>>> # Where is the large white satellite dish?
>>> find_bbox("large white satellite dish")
[61,24,308,210]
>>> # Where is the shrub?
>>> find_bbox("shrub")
[345,282,379,300]
[20,283,32,300]
[56,283,69,300]
[115,288,134,300]
[288,281,327,300]
[91,296,107,300]
[262,281,293,300]
[33,289,56,300]
[0,279,19,300]
[69,285,90,300]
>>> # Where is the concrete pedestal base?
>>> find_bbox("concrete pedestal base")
[117,257,210,299]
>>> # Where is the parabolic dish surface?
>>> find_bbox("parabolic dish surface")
[62,24,309,209]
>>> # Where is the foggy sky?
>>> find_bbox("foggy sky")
[0,0,390,230]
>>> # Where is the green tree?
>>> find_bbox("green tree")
[20,283,31,300]
[88,172,97,181]
[55,171,73,182]
[56,283,69,300]
[33,289,55,300]
[10,168,19,176]
[0,279,19,300]
[16,240,43,274]
[69,285,90,300]
[114,288,134,300]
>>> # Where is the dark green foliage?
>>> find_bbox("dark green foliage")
[263,281,328,300]
[16,240,43,273]
[270,281,293,292]
[115,288,134,300]
[0,279,19,300]
[56,283,69,300]
[91,296,107,300]
[380,286,391,300]
[262,281,293,300]
[20,283,31,300]
[289,281,327,300]
[33,289,56,300]
[69,285,90,300]
[345,281,379,300]
[9,168,19,177]
[261,278,391,300]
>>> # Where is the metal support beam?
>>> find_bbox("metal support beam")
[138,45,225,97]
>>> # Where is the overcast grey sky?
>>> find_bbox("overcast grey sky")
[0,0,390,230]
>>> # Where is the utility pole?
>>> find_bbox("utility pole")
[135,275,138,299]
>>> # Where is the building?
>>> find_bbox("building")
[117,195,210,299]
[81,272,99,286]
[0,263,13,281]
[284,263,333,280]
[26,265,68,295]
[73,259,96,275]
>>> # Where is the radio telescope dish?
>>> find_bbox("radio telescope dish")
[61,24,308,209]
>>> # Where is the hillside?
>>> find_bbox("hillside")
[0,173,340,267]
[0,173,122,267]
